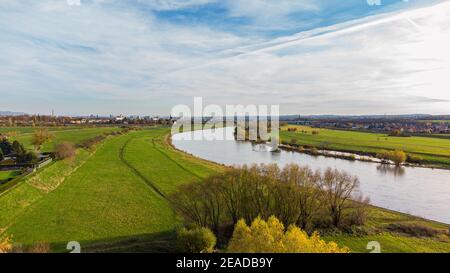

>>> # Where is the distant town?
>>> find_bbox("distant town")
[0,112,449,136]
[0,112,174,127]
[283,115,450,135]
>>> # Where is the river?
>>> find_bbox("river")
[172,127,450,224]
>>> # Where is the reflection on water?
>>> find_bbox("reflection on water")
[376,165,406,177]
[173,127,450,224]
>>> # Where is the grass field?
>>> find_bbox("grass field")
[0,127,448,253]
[0,171,21,182]
[0,127,221,252]
[1,126,120,152]
[280,125,450,167]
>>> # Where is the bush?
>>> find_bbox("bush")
[177,227,217,253]
[227,216,349,253]
[31,129,53,151]
[377,150,406,166]
[391,150,407,166]
[310,147,319,155]
[55,142,76,160]
[0,138,13,155]
[386,223,445,237]
[407,154,423,164]
[16,150,38,164]
[0,236,12,253]
[12,243,51,253]
[78,135,106,150]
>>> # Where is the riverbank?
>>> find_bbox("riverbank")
[170,129,450,252]
[277,143,449,171]
[280,125,450,169]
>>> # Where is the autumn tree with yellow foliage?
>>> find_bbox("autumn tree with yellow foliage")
[228,216,349,253]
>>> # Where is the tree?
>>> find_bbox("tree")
[279,164,321,230]
[16,150,38,164]
[321,168,359,227]
[227,216,349,253]
[171,164,366,236]
[376,150,406,166]
[177,227,217,253]
[0,137,13,155]
[390,129,402,137]
[391,150,406,166]
[0,149,4,162]
[54,142,76,160]
[12,140,25,155]
[31,129,52,151]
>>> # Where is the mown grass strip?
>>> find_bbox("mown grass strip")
[119,137,167,199]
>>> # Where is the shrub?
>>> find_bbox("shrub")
[290,138,298,146]
[344,196,370,227]
[0,236,12,253]
[177,227,217,253]
[386,223,445,237]
[310,147,319,155]
[78,135,106,150]
[0,149,3,161]
[376,150,406,166]
[391,150,407,166]
[31,129,53,151]
[12,140,25,155]
[227,216,349,253]
[16,150,39,164]
[407,154,423,164]
[311,130,320,135]
[0,138,13,155]
[55,142,76,160]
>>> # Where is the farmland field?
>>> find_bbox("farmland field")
[0,127,449,253]
[280,125,450,167]
[1,126,120,152]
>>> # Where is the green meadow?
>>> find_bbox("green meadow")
[0,128,221,251]
[0,127,448,253]
[0,126,119,152]
[0,171,21,182]
[280,125,450,167]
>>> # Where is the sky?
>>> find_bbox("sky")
[0,0,449,116]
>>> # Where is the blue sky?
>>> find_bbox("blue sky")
[0,0,449,115]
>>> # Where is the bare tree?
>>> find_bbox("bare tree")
[321,168,359,227]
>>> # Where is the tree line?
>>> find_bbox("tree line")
[170,164,369,241]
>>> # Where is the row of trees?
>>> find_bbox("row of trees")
[170,164,368,239]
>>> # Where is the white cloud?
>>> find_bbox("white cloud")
[136,0,215,10]
[0,0,449,115]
